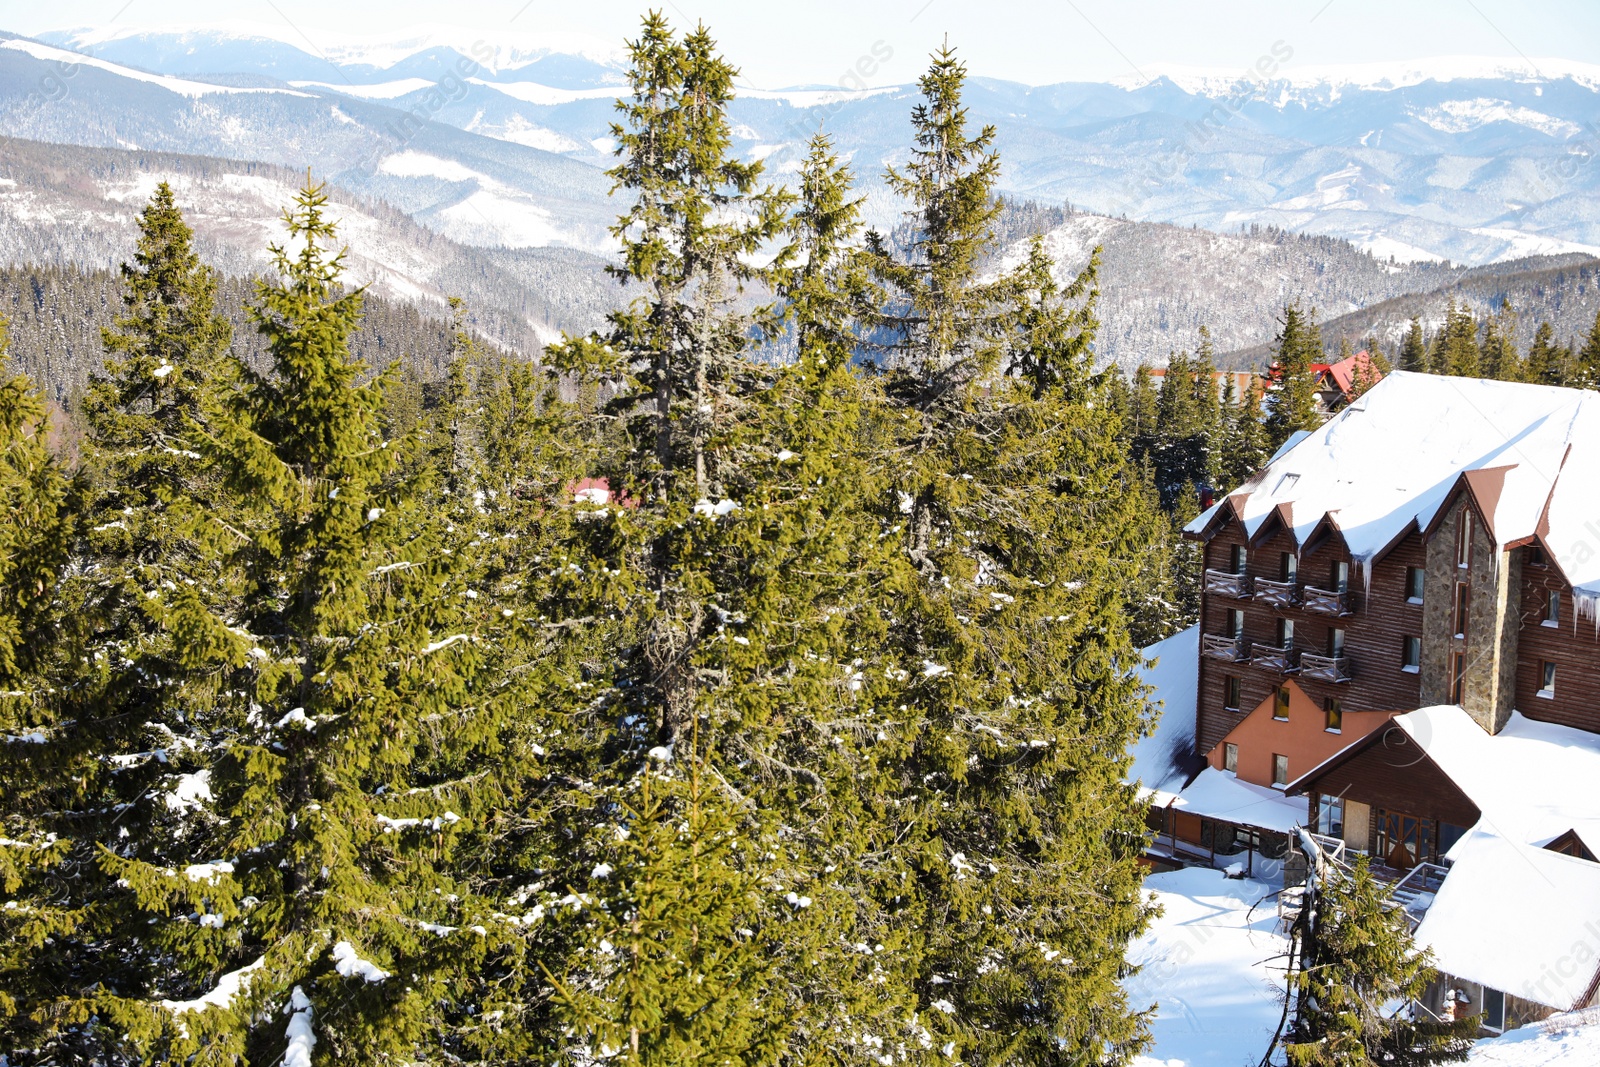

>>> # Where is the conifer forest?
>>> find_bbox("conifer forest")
[2,13,1597,1067]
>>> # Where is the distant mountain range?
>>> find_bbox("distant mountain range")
[18,23,1600,266]
[1,23,1598,371]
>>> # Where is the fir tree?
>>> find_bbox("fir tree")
[1398,317,1429,374]
[864,40,1008,401]
[542,17,823,1064]
[1480,300,1521,382]
[1431,300,1481,378]
[1523,322,1568,386]
[1264,302,1321,448]
[1573,306,1600,391]
[858,44,1158,1065]
[1283,856,1477,1067]
[84,177,512,1065]
[0,327,87,1062]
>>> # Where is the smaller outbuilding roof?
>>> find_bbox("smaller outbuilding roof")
[1414,831,1600,1011]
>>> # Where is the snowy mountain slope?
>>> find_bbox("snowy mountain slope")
[0,31,617,254]
[0,137,618,352]
[26,25,1600,267]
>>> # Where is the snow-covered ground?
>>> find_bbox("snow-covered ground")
[1124,867,1289,1067]
[1468,1010,1600,1067]
[1124,865,1600,1067]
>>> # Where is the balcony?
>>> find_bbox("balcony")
[1254,577,1299,609]
[1202,633,1248,662]
[1302,585,1351,616]
[1250,642,1299,674]
[1204,569,1254,599]
[1300,652,1353,683]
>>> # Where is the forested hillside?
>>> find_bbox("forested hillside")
[0,262,522,406]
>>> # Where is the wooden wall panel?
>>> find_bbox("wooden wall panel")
[1514,560,1600,733]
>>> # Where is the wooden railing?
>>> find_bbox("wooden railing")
[1300,652,1353,683]
[1254,577,1299,608]
[1204,569,1253,599]
[1251,642,1299,673]
[1202,633,1248,662]
[1302,585,1351,616]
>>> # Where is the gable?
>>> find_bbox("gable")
[1291,725,1482,828]
[1206,680,1394,791]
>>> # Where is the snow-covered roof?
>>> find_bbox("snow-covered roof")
[1290,706,1600,852]
[1166,768,1306,835]
[1185,373,1600,616]
[1415,832,1600,1011]
[1392,708,1600,855]
[1129,625,1202,799]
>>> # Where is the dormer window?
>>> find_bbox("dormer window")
[1230,544,1248,575]
[1280,552,1298,582]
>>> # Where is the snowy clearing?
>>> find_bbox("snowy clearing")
[1124,867,1288,1067]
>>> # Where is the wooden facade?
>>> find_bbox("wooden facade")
[1513,556,1600,733]
[1194,513,1425,758]
[1293,726,1481,866]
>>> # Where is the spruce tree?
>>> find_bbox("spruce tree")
[1574,306,1600,391]
[1524,321,1571,387]
[0,328,87,1062]
[1283,857,1477,1067]
[540,17,826,1064]
[1398,317,1429,374]
[82,177,513,1065]
[1431,300,1481,378]
[0,187,245,1064]
[1480,300,1521,382]
[859,43,1158,1065]
[1264,302,1321,448]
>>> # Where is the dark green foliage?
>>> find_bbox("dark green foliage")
[1284,857,1477,1067]
[0,23,1212,1067]
[1524,321,1572,386]
[1431,300,1481,378]
[1399,317,1429,373]
[1575,307,1600,391]
[1265,302,1322,448]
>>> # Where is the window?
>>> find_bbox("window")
[1224,675,1242,712]
[1457,509,1474,569]
[1272,753,1289,787]
[1329,628,1346,657]
[1453,581,1470,638]
[1273,687,1290,720]
[1229,544,1247,575]
[1402,636,1421,672]
[1223,742,1238,774]
[1539,660,1557,697]
[1317,795,1345,837]
[1528,546,1548,567]
[1450,652,1466,704]
[1405,567,1425,603]
[1228,608,1245,639]
[1483,988,1506,1032]
[1280,552,1298,582]
[1277,618,1295,648]
[1544,589,1561,627]
[1324,696,1343,733]
[1331,560,1349,594]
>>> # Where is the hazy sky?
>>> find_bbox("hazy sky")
[9,0,1600,87]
